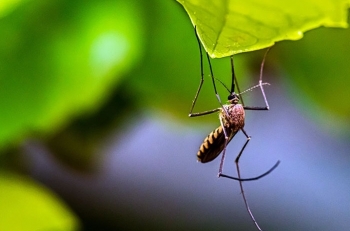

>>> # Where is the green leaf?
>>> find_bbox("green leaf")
[0,172,78,231]
[177,0,349,57]
[0,0,144,150]
[0,0,24,18]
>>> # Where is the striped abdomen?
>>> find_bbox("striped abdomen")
[197,103,245,163]
[197,126,237,163]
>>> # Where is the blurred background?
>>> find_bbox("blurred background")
[0,0,350,231]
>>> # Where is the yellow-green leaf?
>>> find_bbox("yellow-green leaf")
[177,0,349,57]
[0,0,144,150]
[0,172,79,231]
[0,0,24,18]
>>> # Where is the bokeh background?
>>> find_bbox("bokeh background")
[1,1,350,231]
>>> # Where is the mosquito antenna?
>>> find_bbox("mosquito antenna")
[214,77,230,93]
[238,83,270,96]
[235,73,245,105]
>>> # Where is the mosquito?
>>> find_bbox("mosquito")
[189,28,280,231]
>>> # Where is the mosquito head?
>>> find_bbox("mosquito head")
[228,92,240,104]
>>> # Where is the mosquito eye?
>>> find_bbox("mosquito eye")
[228,93,238,101]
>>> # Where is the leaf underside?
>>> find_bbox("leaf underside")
[177,0,349,57]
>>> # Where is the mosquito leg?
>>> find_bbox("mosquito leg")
[188,27,206,117]
[243,81,269,110]
[230,56,246,106]
[220,161,280,181]
[218,115,229,175]
[236,160,263,231]
[206,52,229,116]
[218,128,263,229]
[218,138,229,176]
[235,128,251,163]
[188,76,205,116]
[200,125,262,224]
[189,27,228,117]
[244,48,271,111]
[189,108,221,117]
[235,128,263,231]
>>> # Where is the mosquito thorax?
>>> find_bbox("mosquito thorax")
[227,93,240,104]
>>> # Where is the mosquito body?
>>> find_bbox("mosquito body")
[197,93,243,163]
[189,27,279,231]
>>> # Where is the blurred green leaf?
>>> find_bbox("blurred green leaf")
[0,0,23,18]
[0,0,144,151]
[275,27,350,134]
[0,172,78,231]
[177,0,349,57]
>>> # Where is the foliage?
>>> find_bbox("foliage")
[177,0,349,57]
[0,172,78,231]
[0,0,143,150]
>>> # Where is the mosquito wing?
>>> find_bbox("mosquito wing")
[197,125,238,163]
